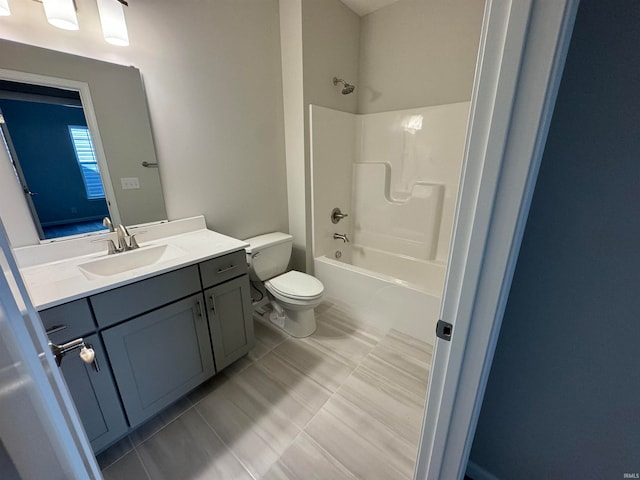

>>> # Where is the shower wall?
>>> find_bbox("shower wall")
[311,101,470,273]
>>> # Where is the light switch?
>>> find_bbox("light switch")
[121,177,140,190]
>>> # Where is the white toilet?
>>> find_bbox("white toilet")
[245,232,324,337]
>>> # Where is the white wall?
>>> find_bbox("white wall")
[358,0,484,113]
[470,1,640,477]
[0,0,288,241]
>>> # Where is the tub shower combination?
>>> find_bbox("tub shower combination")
[310,102,469,342]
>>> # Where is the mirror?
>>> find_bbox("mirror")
[0,38,166,244]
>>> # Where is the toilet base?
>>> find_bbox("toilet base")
[268,301,317,338]
[283,307,317,338]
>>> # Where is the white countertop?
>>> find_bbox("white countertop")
[16,217,249,310]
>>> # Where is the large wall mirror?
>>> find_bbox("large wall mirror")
[0,39,166,245]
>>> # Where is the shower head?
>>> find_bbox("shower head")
[333,77,355,95]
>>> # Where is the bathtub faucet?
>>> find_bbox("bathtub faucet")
[333,233,350,243]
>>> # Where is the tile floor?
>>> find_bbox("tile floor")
[98,302,433,480]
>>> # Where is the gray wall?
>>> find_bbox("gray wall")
[358,0,484,113]
[469,1,640,478]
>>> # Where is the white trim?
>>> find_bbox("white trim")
[466,460,500,480]
[415,0,580,479]
[0,68,122,230]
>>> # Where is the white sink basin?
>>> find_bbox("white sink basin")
[78,244,185,279]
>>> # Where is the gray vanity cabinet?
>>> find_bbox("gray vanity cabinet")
[59,334,128,453]
[204,275,255,371]
[101,293,215,427]
[40,301,127,453]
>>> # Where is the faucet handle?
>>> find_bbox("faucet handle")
[91,238,119,254]
[128,234,141,250]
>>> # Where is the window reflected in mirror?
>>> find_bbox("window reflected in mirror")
[0,80,110,240]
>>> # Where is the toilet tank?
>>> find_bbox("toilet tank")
[244,232,293,281]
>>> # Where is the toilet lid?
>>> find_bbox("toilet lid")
[267,271,324,300]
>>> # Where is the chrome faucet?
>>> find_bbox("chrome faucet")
[92,223,140,254]
[116,224,130,251]
[116,224,141,252]
[333,233,349,243]
[103,217,115,232]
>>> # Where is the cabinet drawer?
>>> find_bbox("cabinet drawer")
[40,299,95,344]
[199,250,247,289]
[91,265,201,328]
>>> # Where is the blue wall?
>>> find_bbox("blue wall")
[0,100,108,226]
[469,1,640,478]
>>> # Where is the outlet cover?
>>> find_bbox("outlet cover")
[121,177,140,190]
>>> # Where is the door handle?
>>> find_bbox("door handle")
[23,186,38,197]
[195,299,204,319]
[208,295,216,316]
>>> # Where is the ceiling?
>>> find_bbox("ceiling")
[340,0,401,16]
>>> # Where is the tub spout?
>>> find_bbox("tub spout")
[333,233,349,243]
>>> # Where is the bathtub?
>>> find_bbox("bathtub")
[314,244,444,343]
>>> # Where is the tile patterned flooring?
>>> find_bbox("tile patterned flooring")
[98,302,433,480]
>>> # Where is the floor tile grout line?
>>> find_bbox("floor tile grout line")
[130,400,198,450]
[131,444,153,480]
[308,384,417,480]
[193,403,260,480]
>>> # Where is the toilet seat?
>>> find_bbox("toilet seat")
[265,270,324,301]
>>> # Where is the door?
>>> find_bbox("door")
[102,293,215,427]
[0,119,44,238]
[0,219,100,479]
[204,275,255,371]
[415,1,580,478]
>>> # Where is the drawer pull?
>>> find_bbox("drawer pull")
[217,264,239,274]
[46,324,68,335]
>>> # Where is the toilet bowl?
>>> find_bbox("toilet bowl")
[245,233,324,337]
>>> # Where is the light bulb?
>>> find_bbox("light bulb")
[42,0,79,31]
[97,0,129,46]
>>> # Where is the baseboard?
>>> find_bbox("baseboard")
[466,460,500,480]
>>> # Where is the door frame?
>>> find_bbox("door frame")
[0,219,101,478]
[415,1,580,478]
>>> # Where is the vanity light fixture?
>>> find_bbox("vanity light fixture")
[42,0,79,30]
[96,0,129,46]
[2,0,131,45]
[0,0,10,16]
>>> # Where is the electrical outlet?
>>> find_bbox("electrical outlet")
[120,177,140,190]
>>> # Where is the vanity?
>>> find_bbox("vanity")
[17,216,255,454]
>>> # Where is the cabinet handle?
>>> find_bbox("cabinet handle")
[208,295,216,316]
[217,265,238,274]
[46,324,68,335]
[196,299,204,319]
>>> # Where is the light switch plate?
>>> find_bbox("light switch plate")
[121,177,140,190]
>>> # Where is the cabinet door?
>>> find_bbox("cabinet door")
[205,275,255,371]
[102,293,215,427]
[60,334,128,453]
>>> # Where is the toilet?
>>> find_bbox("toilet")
[245,232,324,337]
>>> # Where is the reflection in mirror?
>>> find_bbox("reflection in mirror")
[0,80,110,240]
[0,39,168,247]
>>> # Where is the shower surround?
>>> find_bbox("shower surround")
[311,103,469,342]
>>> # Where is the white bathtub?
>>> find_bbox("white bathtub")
[314,244,444,343]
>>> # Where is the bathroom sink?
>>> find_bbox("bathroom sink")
[78,244,185,279]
